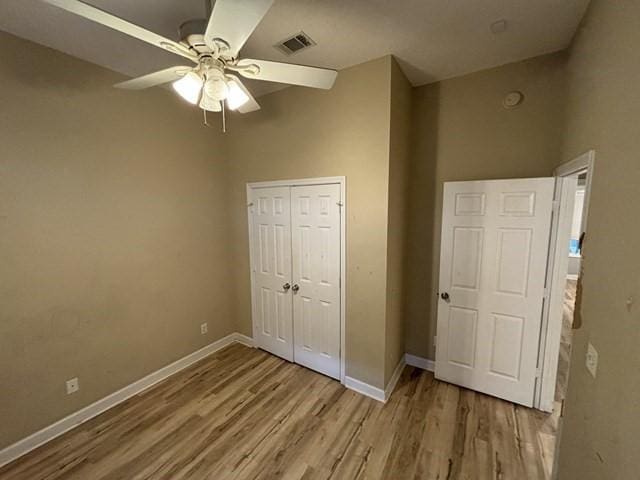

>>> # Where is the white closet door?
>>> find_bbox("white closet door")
[435,178,555,407]
[291,184,341,379]
[250,187,294,361]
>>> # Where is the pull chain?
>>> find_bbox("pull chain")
[221,100,226,133]
[203,108,211,127]
[202,101,226,133]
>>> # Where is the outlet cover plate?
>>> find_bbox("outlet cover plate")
[586,342,598,378]
[66,377,79,395]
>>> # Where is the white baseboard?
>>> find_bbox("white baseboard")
[405,353,435,372]
[345,355,407,404]
[384,356,406,401]
[0,332,253,469]
[1,339,429,468]
[344,376,386,403]
[231,332,255,348]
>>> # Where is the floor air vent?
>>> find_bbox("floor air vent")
[275,32,316,55]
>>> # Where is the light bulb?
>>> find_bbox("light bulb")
[204,77,229,101]
[226,78,250,110]
[172,71,203,105]
[199,91,222,112]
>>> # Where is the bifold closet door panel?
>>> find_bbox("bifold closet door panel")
[251,186,294,361]
[290,184,341,379]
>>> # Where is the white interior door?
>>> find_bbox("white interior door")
[435,178,555,407]
[250,187,294,361]
[291,184,342,379]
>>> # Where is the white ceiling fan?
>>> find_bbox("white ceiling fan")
[40,0,338,124]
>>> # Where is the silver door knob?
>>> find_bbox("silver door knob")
[440,292,450,302]
[292,284,300,293]
[283,283,291,292]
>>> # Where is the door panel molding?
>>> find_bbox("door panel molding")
[247,177,346,383]
[291,184,341,379]
[249,186,294,361]
[435,178,555,407]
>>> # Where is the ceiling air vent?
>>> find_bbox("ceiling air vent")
[275,31,316,55]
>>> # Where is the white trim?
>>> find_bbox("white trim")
[339,179,346,385]
[246,177,347,384]
[0,333,251,468]
[536,150,595,413]
[2,343,431,468]
[535,177,577,412]
[405,353,435,372]
[345,354,435,404]
[232,333,255,348]
[247,176,346,189]
[384,356,406,401]
[554,150,595,234]
[344,376,385,402]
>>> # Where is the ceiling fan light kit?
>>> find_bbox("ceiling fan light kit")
[173,71,204,105]
[41,0,338,132]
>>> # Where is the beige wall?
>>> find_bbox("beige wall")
[557,1,640,478]
[0,32,234,449]
[224,56,394,389]
[9,15,627,467]
[384,59,412,384]
[404,52,567,359]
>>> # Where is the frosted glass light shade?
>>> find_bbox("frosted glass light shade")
[199,92,222,112]
[226,79,250,110]
[172,72,203,105]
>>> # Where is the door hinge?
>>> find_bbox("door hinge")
[337,201,343,207]
[535,367,542,378]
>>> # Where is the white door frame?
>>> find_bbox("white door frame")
[246,176,347,384]
[534,150,595,412]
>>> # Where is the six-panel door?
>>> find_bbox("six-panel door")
[435,178,555,407]
[250,183,342,380]
[251,186,294,361]
[291,184,342,379]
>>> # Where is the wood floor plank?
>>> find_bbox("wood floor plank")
[0,345,559,480]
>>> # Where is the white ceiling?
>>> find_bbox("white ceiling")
[0,0,590,97]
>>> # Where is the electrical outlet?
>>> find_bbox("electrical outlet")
[200,323,208,335]
[66,377,79,395]
[586,342,598,378]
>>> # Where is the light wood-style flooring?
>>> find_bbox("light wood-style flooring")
[0,343,559,479]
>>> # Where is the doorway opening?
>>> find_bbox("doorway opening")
[553,171,587,404]
[536,150,594,414]
[534,151,594,479]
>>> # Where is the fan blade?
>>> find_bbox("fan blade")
[235,59,337,89]
[204,0,274,57]
[114,67,192,90]
[41,0,197,62]
[226,75,261,113]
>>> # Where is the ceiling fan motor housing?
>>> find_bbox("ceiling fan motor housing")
[179,19,231,59]
[179,19,209,54]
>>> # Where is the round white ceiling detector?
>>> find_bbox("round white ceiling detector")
[503,91,524,109]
